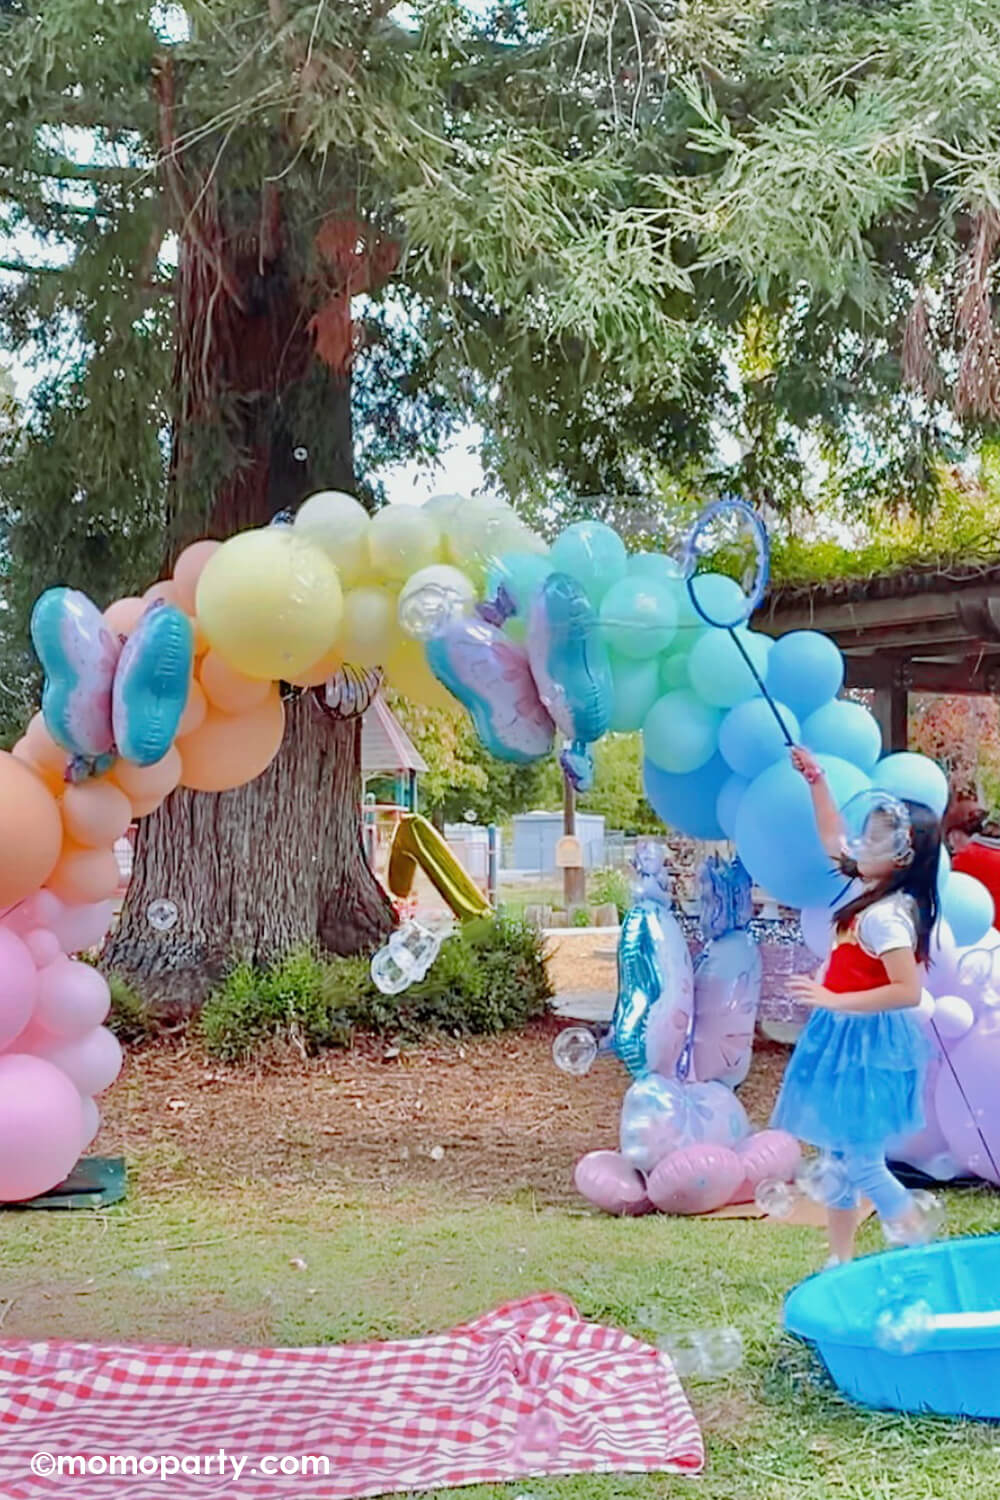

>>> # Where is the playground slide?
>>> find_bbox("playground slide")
[387,813,492,922]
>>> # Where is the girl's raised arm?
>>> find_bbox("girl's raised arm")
[791,747,846,859]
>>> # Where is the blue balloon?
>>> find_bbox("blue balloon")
[941,871,995,947]
[802,699,882,772]
[608,653,661,732]
[549,521,627,606]
[628,552,682,584]
[716,773,750,840]
[600,576,678,659]
[872,752,949,819]
[527,572,613,744]
[612,899,695,1078]
[688,627,770,709]
[734,754,871,908]
[113,603,194,767]
[644,689,721,774]
[766,631,845,717]
[644,753,729,840]
[719,697,800,780]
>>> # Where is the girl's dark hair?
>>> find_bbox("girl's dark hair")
[834,799,941,963]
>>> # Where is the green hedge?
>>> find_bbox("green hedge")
[199,917,553,1062]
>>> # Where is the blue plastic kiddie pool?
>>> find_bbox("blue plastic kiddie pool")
[784,1235,1000,1419]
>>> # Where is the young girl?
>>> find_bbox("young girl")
[772,746,939,1265]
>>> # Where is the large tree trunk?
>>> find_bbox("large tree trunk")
[104,698,394,1013]
[105,175,395,1007]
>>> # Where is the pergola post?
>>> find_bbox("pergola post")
[871,674,909,752]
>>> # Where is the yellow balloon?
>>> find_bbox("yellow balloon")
[383,640,457,711]
[294,490,370,587]
[367,504,441,583]
[445,498,527,584]
[340,586,400,667]
[195,528,343,681]
[422,492,465,527]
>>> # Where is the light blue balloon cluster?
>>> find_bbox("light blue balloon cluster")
[447,510,995,942]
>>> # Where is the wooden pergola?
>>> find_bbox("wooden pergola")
[756,562,1000,750]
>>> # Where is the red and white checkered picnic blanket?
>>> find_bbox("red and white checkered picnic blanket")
[0,1294,703,1497]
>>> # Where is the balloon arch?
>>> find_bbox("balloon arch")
[1,491,997,1202]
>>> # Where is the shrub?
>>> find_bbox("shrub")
[571,906,591,928]
[200,917,553,1061]
[589,866,631,919]
[79,960,159,1045]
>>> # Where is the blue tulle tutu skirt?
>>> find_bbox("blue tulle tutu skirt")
[772,1008,930,1151]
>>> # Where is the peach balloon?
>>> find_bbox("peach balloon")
[0,752,64,908]
[61,781,133,849]
[130,794,166,819]
[46,843,120,905]
[199,651,272,715]
[190,617,210,658]
[112,746,182,802]
[143,578,181,608]
[11,738,64,796]
[25,713,70,779]
[176,679,208,738]
[103,597,145,636]
[287,647,344,689]
[178,690,285,793]
[173,539,221,614]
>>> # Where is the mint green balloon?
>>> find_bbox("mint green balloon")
[609,654,661,732]
[599,576,678,660]
[660,649,693,693]
[688,627,769,709]
[549,521,627,606]
[643,689,721,774]
[487,551,552,640]
[628,552,682,584]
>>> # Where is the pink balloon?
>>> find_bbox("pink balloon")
[7,1013,62,1056]
[574,1151,653,1216]
[0,1054,83,1201]
[935,1020,1000,1185]
[80,1096,101,1152]
[37,1025,122,1096]
[730,1129,802,1203]
[35,958,111,1040]
[0,930,39,1051]
[647,1144,744,1215]
[23,927,61,968]
[49,898,115,956]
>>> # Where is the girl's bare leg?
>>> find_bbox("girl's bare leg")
[827,1207,861,1263]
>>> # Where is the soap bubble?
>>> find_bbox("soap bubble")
[370,921,442,995]
[796,1153,850,1206]
[398,583,466,642]
[428,1145,445,1162]
[511,1409,560,1464]
[552,1027,598,1076]
[883,1189,946,1247]
[658,1326,744,1379]
[754,1177,796,1219]
[293,446,308,461]
[874,1297,933,1355]
[133,1260,170,1281]
[147,898,178,932]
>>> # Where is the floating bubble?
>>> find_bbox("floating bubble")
[874,1297,933,1355]
[552,1027,598,1076]
[957,946,1000,1006]
[796,1153,850,1206]
[429,1145,445,1162]
[398,583,467,642]
[293,446,309,461]
[511,1409,560,1464]
[883,1189,946,1247]
[658,1326,744,1379]
[147,898,178,932]
[754,1177,796,1219]
[133,1260,170,1281]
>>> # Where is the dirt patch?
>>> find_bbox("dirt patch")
[96,1020,790,1204]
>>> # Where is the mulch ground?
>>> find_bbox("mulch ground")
[98,1018,790,1205]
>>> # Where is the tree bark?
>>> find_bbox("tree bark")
[105,695,395,1013]
[104,192,396,1008]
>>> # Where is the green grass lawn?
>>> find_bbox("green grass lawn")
[4,1168,1000,1498]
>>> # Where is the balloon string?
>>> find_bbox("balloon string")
[929,1017,1000,1184]
[726,626,794,746]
